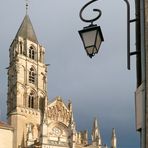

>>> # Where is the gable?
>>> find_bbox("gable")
[47,96,71,126]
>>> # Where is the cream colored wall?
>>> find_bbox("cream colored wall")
[0,128,13,148]
[16,38,46,93]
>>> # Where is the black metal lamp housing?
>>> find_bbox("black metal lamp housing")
[79,25,104,58]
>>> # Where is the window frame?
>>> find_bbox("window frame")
[29,67,36,84]
[29,46,36,60]
[28,93,34,108]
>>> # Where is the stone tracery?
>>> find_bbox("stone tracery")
[47,97,71,124]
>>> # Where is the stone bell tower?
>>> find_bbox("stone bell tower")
[7,14,48,148]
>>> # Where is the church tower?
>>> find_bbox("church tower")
[7,13,48,148]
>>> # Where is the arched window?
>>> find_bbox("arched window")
[20,41,23,54]
[29,67,36,84]
[28,93,34,108]
[29,46,35,60]
[39,49,44,63]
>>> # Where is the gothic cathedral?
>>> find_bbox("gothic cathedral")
[0,13,117,148]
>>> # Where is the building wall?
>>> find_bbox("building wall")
[0,127,13,148]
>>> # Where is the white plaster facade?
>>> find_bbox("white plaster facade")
[0,121,14,148]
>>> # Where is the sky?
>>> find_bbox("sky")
[0,0,139,148]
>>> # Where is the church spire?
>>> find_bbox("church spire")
[15,14,38,43]
[91,117,102,147]
[111,128,117,148]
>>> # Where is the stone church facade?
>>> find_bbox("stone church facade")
[0,14,117,148]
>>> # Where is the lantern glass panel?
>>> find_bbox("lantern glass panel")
[86,46,94,55]
[81,30,97,48]
[95,31,102,51]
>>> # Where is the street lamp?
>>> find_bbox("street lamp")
[79,0,139,70]
[78,0,104,58]
[79,0,145,147]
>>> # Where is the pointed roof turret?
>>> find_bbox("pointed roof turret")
[93,117,98,129]
[111,128,117,148]
[91,117,102,147]
[15,14,38,43]
[111,128,116,139]
[92,117,100,138]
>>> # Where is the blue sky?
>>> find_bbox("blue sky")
[0,0,139,147]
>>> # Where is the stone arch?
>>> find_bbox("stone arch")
[28,93,35,108]
[18,65,26,83]
[27,89,37,109]
[39,46,44,63]
[28,44,37,60]
[41,72,46,90]
[32,124,39,140]
[19,41,23,54]
[29,66,36,84]
[38,92,46,111]
[47,121,69,144]
[17,84,26,107]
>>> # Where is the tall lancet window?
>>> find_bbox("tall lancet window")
[29,46,35,60]
[29,67,36,84]
[28,93,34,108]
[20,41,23,54]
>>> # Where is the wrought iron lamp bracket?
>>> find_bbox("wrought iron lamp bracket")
[79,0,139,70]
[79,0,102,26]
[123,0,139,70]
